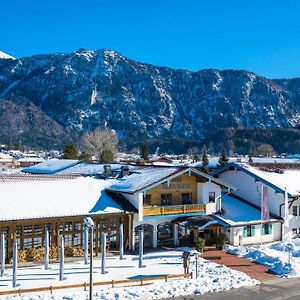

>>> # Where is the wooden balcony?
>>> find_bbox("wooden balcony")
[143,204,206,216]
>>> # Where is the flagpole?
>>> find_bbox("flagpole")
[283,187,289,252]
[260,184,263,246]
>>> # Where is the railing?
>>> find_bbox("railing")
[0,273,193,296]
[143,204,206,216]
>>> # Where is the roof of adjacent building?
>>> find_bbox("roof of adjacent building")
[0,176,129,222]
[22,159,135,177]
[57,162,135,175]
[22,159,79,174]
[108,166,237,194]
[211,162,300,197]
[215,194,280,226]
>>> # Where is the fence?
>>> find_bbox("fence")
[0,272,193,296]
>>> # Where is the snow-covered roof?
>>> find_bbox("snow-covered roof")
[57,163,134,175]
[212,162,300,197]
[216,194,279,226]
[22,159,79,174]
[191,157,300,169]
[240,164,300,197]
[108,167,236,194]
[0,176,125,221]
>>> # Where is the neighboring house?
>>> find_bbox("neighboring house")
[107,167,236,249]
[0,174,134,262]
[0,153,16,173]
[214,194,282,246]
[211,162,300,241]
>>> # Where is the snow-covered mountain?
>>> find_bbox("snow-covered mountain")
[0,48,299,148]
[0,51,15,60]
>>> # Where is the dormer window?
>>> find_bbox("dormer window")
[209,192,216,203]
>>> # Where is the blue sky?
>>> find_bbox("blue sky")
[1,0,299,78]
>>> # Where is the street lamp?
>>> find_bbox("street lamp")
[84,217,94,300]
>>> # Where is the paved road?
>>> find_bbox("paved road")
[168,278,300,300]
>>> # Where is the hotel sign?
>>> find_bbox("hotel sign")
[162,176,191,190]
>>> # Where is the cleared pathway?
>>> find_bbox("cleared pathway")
[201,247,275,281]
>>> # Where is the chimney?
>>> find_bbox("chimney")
[120,165,129,177]
[104,165,112,176]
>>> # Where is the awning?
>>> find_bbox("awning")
[172,215,229,229]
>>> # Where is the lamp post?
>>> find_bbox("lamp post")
[1,234,5,276]
[12,240,17,288]
[119,222,124,260]
[44,228,49,270]
[84,217,94,300]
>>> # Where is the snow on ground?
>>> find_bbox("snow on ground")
[225,238,300,277]
[0,249,258,299]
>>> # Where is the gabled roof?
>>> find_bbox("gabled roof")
[211,162,300,197]
[107,166,237,194]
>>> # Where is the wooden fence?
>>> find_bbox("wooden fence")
[0,272,193,296]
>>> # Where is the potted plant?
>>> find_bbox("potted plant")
[196,237,206,253]
[215,233,228,250]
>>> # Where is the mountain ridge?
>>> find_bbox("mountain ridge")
[0,48,300,152]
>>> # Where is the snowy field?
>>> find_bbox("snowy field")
[0,249,258,299]
[225,238,300,278]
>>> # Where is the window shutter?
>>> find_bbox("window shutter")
[262,224,265,235]
[243,227,247,237]
[270,223,273,234]
[251,225,256,236]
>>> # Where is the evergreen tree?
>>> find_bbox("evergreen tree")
[78,151,91,162]
[8,137,14,150]
[140,143,150,160]
[218,149,229,167]
[193,154,200,162]
[201,146,209,173]
[100,149,114,163]
[15,139,24,152]
[63,143,78,159]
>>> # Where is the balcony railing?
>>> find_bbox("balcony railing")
[143,204,206,216]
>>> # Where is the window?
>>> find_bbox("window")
[143,194,151,206]
[23,238,32,248]
[263,223,272,235]
[161,194,172,206]
[209,192,216,203]
[23,225,32,235]
[292,228,298,234]
[33,237,42,247]
[181,193,192,205]
[64,222,73,231]
[293,206,298,216]
[74,222,81,231]
[34,225,42,234]
[244,225,255,237]
[64,234,73,247]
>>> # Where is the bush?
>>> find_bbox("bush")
[196,238,206,252]
[215,233,229,246]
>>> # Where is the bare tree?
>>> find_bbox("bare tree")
[81,127,118,162]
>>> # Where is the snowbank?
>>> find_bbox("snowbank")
[225,238,300,277]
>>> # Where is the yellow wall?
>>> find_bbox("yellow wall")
[145,173,198,206]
